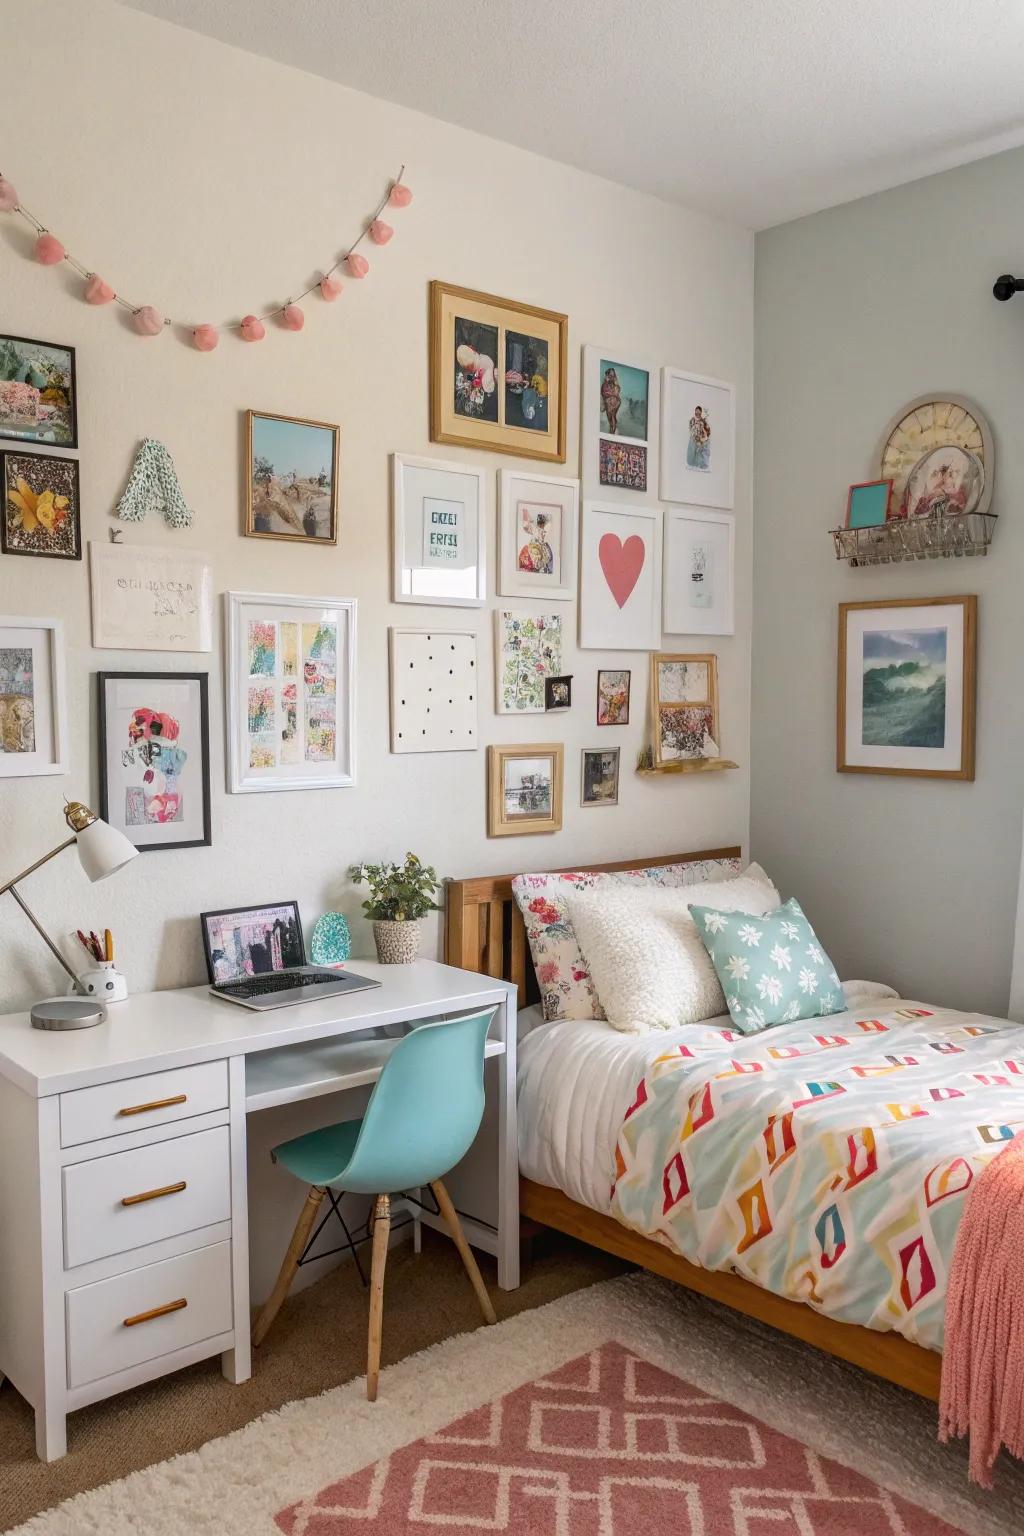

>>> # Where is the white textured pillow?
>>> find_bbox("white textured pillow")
[564,871,780,1033]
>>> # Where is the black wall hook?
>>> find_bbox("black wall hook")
[993,274,1024,301]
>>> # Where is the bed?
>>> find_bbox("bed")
[446,847,1021,1403]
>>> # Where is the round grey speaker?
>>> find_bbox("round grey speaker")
[30,998,107,1032]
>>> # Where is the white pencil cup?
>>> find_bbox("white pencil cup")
[76,962,129,1003]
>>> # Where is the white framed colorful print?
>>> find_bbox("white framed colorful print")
[0,616,67,777]
[392,453,487,608]
[497,469,578,602]
[226,591,356,793]
[97,672,211,851]
[389,627,478,753]
[660,366,735,509]
[578,500,662,651]
[89,542,213,652]
[837,595,976,780]
[495,609,564,714]
[663,507,735,636]
[580,345,659,504]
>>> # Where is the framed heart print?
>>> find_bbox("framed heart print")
[579,501,662,650]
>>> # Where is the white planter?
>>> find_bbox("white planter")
[372,919,422,965]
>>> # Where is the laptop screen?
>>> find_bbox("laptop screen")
[201,901,306,985]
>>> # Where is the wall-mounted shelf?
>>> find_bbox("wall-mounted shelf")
[636,757,739,777]
[831,511,997,567]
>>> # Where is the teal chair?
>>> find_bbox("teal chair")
[251,1008,498,1400]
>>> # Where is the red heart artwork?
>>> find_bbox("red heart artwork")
[598,533,646,608]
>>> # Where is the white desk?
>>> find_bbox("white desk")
[0,960,518,1460]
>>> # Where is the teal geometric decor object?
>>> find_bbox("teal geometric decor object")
[116,438,195,528]
[310,911,351,966]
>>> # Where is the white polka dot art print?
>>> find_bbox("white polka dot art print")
[389,627,478,754]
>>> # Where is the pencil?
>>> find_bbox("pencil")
[89,931,103,963]
[104,929,114,963]
[76,930,93,957]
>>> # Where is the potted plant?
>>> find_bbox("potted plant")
[349,852,442,964]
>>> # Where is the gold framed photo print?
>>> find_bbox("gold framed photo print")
[487,743,564,836]
[245,410,340,545]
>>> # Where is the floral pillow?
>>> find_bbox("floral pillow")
[512,858,743,1021]
[688,896,843,1035]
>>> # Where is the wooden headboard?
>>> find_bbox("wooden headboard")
[445,846,743,1005]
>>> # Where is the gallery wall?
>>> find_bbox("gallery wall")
[752,147,1024,1016]
[0,0,754,1012]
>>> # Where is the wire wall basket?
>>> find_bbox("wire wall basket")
[831,511,997,567]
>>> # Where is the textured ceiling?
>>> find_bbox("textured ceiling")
[120,0,1024,228]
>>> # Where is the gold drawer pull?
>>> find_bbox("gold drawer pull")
[122,1297,187,1328]
[121,1180,187,1207]
[116,1093,187,1118]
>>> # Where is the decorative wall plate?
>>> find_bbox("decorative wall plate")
[878,396,993,518]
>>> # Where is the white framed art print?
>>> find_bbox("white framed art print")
[0,616,67,777]
[226,591,356,793]
[660,367,735,509]
[578,501,662,651]
[663,508,735,636]
[497,469,578,601]
[580,344,659,504]
[389,627,478,753]
[392,453,486,607]
[89,541,213,652]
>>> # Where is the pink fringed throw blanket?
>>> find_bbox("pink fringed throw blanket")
[940,1130,1024,1485]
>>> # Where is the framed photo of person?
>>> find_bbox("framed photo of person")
[245,410,340,545]
[497,468,578,601]
[0,334,78,449]
[580,344,659,503]
[837,595,976,780]
[225,591,356,793]
[660,366,735,508]
[429,282,567,462]
[392,453,487,608]
[0,615,67,777]
[663,507,735,636]
[98,672,211,851]
[487,743,564,836]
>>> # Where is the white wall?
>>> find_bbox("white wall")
[753,149,1024,1016]
[0,0,754,1013]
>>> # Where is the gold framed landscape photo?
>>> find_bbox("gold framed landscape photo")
[487,743,563,836]
[837,595,976,780]
[245,410,340,544]
[430,281,567,462]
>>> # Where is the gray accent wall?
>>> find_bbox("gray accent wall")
[752,148,1024,1016]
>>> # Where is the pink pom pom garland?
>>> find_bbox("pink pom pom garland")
[1,164,413,348]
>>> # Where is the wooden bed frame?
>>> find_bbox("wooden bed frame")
[446,847,943,1402]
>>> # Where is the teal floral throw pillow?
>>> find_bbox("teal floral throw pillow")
[687,897,843,1035]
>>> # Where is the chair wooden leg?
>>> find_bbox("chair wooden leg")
[366,1193,391,1402]
[431,1178,497,1325]
[252,1184,326,1347]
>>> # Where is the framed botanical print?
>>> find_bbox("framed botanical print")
[89,542,213,652]
[837,596,976,780]
[2,451,81,560]
[663,507,735,636]
[429,281,567,462]
[495,610,564,714]
[497,469,578,601]
[580,345,659,503]
[660,366,735,508]
[98,672,211,851]
[226,591,356,792]
[0,616,67,777]
[392,453,486,608]
[245,410,340,544]
[0,334,78,448]
[597,668,630,725]
[487,743,563,836]
[581,746,620,807]
[578,500,662,651]
[651,652,722,767]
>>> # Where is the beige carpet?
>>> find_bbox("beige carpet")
[8,1269,1024,1536]
[0,1229,627,1533]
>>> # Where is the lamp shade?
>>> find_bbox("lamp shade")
[75,818,139,883]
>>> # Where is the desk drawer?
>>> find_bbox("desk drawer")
[66,1240,233,1390]
[60,1061,228,1148]
[63,1126,231,1269]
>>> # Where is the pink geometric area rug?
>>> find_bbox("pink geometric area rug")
[275,1340,957,1535]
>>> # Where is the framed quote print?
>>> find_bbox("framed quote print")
[580,344,659,503]
[89,542,213,652]
[497,468,578,602]
[660,366,735,508]
[663,507,735,636]
[578,500,662,651]
[98,671,211,851]
[226,591,356,793]
[392,453,486,608]
[429,282,567,462]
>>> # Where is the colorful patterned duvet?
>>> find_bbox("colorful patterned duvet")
[611,1000,1024,1352]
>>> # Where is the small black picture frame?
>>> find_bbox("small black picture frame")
[200,900,305,985]
[1,449,82,560]
[98,671,212,852]
[544,674,573,712]
[0,333,79,450]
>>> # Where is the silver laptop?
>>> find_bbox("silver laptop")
[201,900,381,1011]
